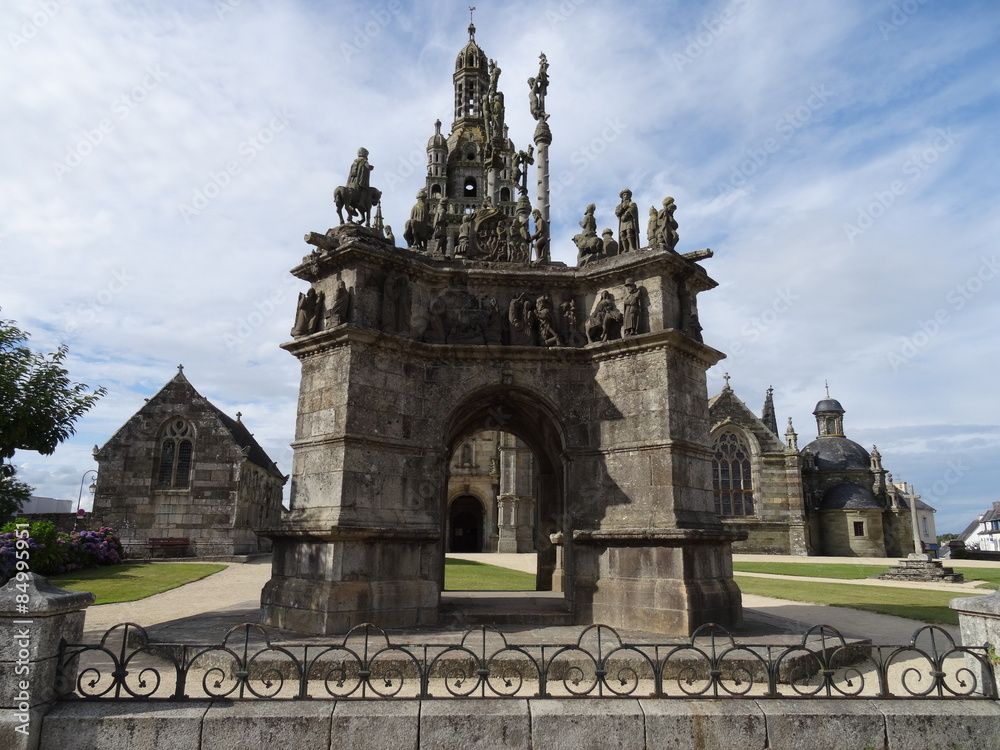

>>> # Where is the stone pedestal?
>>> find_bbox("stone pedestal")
[568,530,743,633]
[0,573,94,750]
[951,588,1000,696]
[873,553,964,583]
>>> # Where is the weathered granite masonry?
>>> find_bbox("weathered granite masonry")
[92,371,285,557]
[0,574,93,750]
[260,227,744,635]
[32,698,1000,750]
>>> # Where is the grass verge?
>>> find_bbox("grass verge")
[444,558,536,591]
[48,562,228,605]
[734,574,984,626]
[733,561,1000,589]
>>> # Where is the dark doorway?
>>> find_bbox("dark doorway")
[449,495,484,552]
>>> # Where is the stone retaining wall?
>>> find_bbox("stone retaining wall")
[29,698,1000,750]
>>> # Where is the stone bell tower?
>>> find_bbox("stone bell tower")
[260,24,744,636]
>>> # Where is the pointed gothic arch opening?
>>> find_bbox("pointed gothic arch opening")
[155,417,194,489]
[711,430,756,517]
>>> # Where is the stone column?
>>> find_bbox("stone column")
[497,494,518,554]
[0,573,94,750]
[533,120,552,225]
[951,589,1000,697]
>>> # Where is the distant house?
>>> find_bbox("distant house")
[956,502,1000,553]
[91,367,286,557]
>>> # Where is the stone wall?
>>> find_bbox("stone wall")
[30,698,1000,750]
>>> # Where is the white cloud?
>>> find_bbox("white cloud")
[1,0,997,535]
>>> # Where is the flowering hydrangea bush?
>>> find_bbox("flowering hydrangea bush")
[0,520,124,584]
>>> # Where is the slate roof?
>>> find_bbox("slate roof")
[802,436,871,471]
[820,482,881,511]
[210,404,285,481]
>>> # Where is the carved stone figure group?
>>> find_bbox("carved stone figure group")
[573,193,681,265]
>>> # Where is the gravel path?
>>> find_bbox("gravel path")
[81,552,988,645]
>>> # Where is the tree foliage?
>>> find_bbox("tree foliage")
[0,471,32,518]
[0,314,106,499]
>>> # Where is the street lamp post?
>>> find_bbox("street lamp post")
[77,469,98,515]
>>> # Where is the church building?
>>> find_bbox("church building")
[709,379,937,557]
[91,367,286,557]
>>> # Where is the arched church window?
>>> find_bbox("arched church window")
[464,177,477,198]
[499,187,511,202]
[712,432,754,517]
[156,418,194,488]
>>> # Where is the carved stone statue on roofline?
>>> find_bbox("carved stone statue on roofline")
[334,147,382,227]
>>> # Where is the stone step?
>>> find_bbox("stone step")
[438,593,574,628]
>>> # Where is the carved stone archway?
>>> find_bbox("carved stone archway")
[260,227,744,636]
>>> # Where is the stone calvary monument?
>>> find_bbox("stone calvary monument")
[260,21,745,635]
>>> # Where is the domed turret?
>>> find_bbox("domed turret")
[455,23,488,72]
[802,392,870,470]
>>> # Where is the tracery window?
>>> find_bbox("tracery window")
[156,418,194,488]
[712,432,754,517]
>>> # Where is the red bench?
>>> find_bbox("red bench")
[148,537,190,558]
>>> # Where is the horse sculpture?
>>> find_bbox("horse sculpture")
[334,185,382,227]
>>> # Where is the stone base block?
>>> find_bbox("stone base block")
[261,576,439,634]
[332,702,420,749]
[261,535,442,634]
[529,699,644,750]
[39,701,208,749]
[570,538,743,635]
[641,700,766,750]
[421,700,530,749]
[755,700,884,750]
[201,701,333,749]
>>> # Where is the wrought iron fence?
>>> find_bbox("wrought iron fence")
[56,622,997,701]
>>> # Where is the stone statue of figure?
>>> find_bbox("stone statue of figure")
[528,52,549,121]
[601,228,618,258]
[573,204,602,265]
[291,287,324,337]
[404,189,431,251]
[536,294,561,347]
[347,147,372,190]
[658,197,679,251]
[615,189,640,253]
[512,146,534,195]
[560,299,581,345]
[647,207,659,247]
[328,281,350,326]
[622,278,641,337]
[456,214,472,257]
[514,211,531,262]
[431,198,448,240]
[384,224,395,246]
[586,290,623,342]
[531,209,549,263]
[579,203,597,236]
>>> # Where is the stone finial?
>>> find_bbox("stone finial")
[722,372,731,390]
[785,417,798,451]
[761,386,778,436]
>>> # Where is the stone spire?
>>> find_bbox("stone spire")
[761,386,778,436]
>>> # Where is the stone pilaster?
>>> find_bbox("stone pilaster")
[0,574,94,750]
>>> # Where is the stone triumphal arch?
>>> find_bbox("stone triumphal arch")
[260,22,744,635]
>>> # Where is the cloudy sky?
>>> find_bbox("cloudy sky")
[2,0,997,535]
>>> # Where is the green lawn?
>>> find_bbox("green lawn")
[734,574,984,626]
[444,558,536,591]
[733,560,1000,589]
[48,562,227,605]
